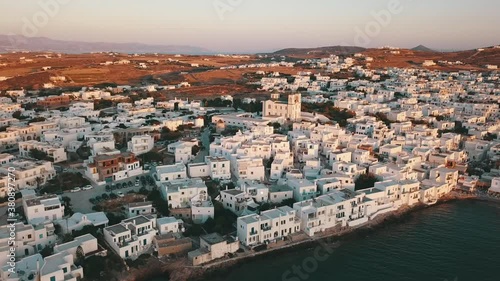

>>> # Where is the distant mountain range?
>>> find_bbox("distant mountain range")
[272,46,366,56]
[0,34,212,54]
[411,45,436,52]
[0,35,496,57]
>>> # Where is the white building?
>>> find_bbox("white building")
[153,163,188,183]
[103,215,157,260]
[53,234,102,260]
[159,178,214,224]
[22,192,65,225]
[237,206,300,247]
[157,217,185,235]
[127,201,156,218]
[159,178,207,209]
[188,233,240,266]
[127,135,154,156]
[55,212,109,234]
[293,189,367,236]
[0,222,56,263]
[0,160,56,190]
[219,189,249,215]
[232,157,265,181]
[187,156,231,180]
[168,140,198,164]
[18,140,67,163]
[287,178,317,202]
[262,93,302,121]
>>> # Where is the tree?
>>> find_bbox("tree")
[280,198,296,208]
[434,115,446,121]
[62,234,74,243]
[144,119,161,126]
[62,196,74,216]
[75,249,85,267]
[203,201,237,235]
[259,203,271,212]
[147,189,169,216]
[268,122,281,129]
[394,92,405,100]
[301,102,355,127]
[106,212,126,226]
[29,148,53,161]
[28,117,46,124]
[221,127,239,137]
[233,98,243,110]
[73,225,100,238]
[184,224,204,237]
[40,245,54,257]
[12,110,23,119]
[81,254,126,281]
[483,133,497,141]
[191,145,200,156]
[160,126,182,141]
[94,99,113,110]
[265,157,274,170]
[355,173,380,190]
[142,151,164,164]
[373,112,392,127]
[35,177,43,189]
[76,144,91,160]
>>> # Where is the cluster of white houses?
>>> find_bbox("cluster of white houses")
[0,49,499,274]
[0,189,108,281]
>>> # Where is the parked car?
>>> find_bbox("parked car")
[135,181,140,187]
[117,192,124,198]
[71,187,81,193]
[83,185,93,190]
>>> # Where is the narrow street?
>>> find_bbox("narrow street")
[192,127,211,163]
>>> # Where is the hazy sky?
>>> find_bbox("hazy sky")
[0,0,499,53]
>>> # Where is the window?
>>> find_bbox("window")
[63,267,68,273]
[50,277,56,281]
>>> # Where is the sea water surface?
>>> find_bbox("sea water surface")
[155,200,500,281]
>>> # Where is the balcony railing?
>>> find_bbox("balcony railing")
[261,226,271,231]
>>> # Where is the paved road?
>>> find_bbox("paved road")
[192,127,210,163]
